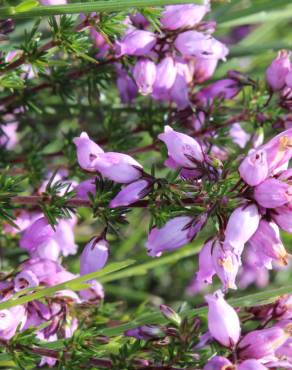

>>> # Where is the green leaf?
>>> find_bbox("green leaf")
[15,0,39,12]
[0,0,203,19]
[100,242,202,283]
[100,285,292,337]
[0,260,135,310]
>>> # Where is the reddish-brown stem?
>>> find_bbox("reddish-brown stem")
[10,195,202,209]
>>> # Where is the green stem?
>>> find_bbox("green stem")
[0,0,202,19]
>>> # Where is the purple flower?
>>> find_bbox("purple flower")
[115,29,156,56]
[80,236,109,276]
[75,178,96,200]
[92,152,143,183]
[130,12,149,28]
[152,57,177,99]
[0,122,18,150]
[0,306,27,341]
[239,149,269,186]
[266,50,290,91]
[146,215,204,257]
[238,360,268,370]
[175,31,228,60]
[224,204,260,253]
[73,132,104,172]
[79,280,104,302]
[238,326,289,361]
[161,3,210,30]
[14,270,39,292]
[20,216,77,260]
[125,325,164,340]
[109,179,152,208]
[205,290,241,347]
[272,205,292,232]
[238,246,269,289]
[193,57,218,83]
[169,61,190,110]
[43,270,76,287]
[133,58,156,95]
[21,258,64,283]
[286,70,292,88]
[229,123,251,148]
[116,69,138,103]
[212,242,241,290]
[262,128,292,173]
[254,178,292,208]
[249,220,288,266]
[203,356,233,370]
[20,217,55,251]
[158,125,203,168]
[196,78,240,106]
[195,239,216,285]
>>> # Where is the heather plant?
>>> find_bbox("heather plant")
[0,0,292,369]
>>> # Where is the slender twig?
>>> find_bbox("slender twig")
[10,195,202,209]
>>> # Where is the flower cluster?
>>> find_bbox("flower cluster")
[115,1,228,109]
[1,0,292,368]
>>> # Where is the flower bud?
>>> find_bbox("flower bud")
[160,305,181,326]
[73,132,104,172]
[239,149,269,186]
[80,236,109,276]
[266,50,290,91]
[116,29,156,56]
[92,152,143,183]
[109,179,151,208]
[224,204,260,251]
[161,3,210,30]
[205,290,241,347]
[133,59,156,95]
[158,125,203,168]
[146,216,200,257]
[254,178,292,208]
[125,325,164,340]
